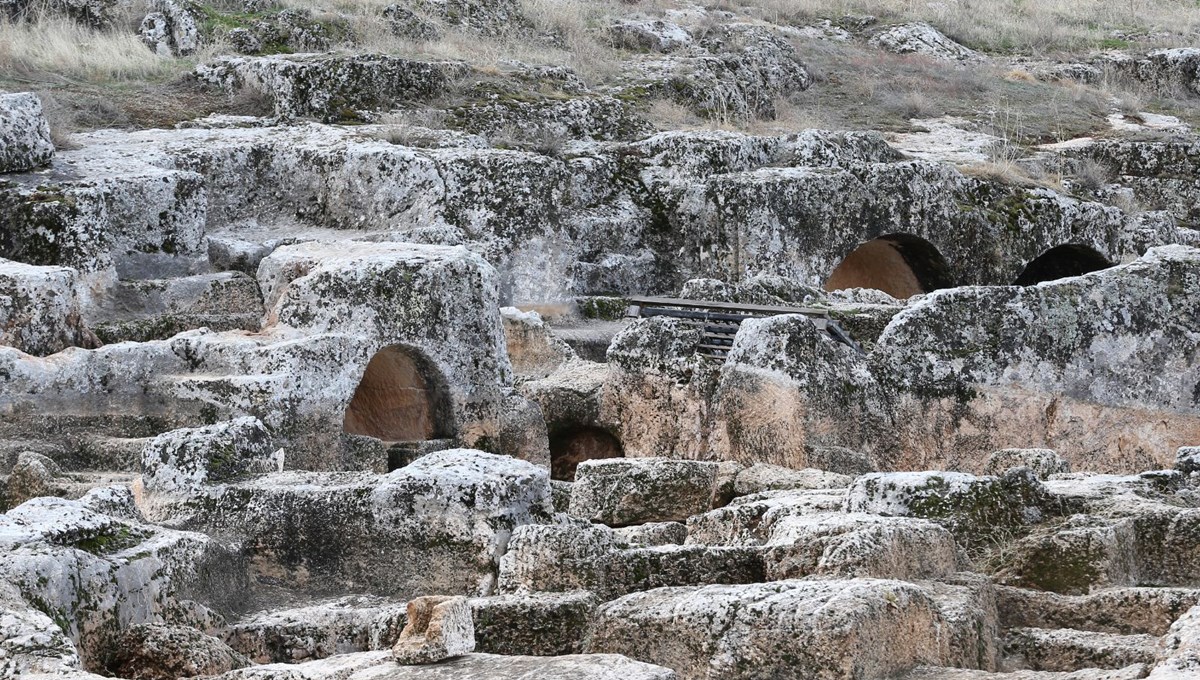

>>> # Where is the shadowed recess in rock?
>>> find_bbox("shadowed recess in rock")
[824,233,954,298]
[343,345,454,442]
[549,425,624,481]
[1014,244,1114,286]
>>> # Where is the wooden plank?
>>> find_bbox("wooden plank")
[626,295,830,318]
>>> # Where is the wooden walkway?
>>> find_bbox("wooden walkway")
[625,296,862,359]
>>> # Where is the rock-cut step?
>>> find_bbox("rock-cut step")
[1003,627,1159,672]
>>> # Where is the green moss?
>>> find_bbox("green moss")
[73,526,140,555]
[577,296,629,321]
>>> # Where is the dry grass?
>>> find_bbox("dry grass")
[0,18,178,82]
[714,0,1200,55]
[781,38,1115,143]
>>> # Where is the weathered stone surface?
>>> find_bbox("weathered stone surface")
[986,449,1071,480]
[1004,627,1158,672]
[392,596,475,664]
[996,586,1200,636]
[613,521,687,547]
[194,54,469,120]
[498,521,763,599]
[1176,447,1200,476]
[0,496,244,670]
[225,596,408,663]
[138,0,201,57]
[869,22,983,62]
[0,93,54,173]
[569,458,719,526]
[609,20,692,52]
[732,463,852,496]
[846,470,1056,544]
[140,417,280,496]
[107,623,250,679]
[172,450,553,597]
[258,240,513,450]
[901,666,1148,679]
[0,579,81,675]
[990,472,1200,594]
[587,579,959,679]
[469,591,597,656]
[686,492,960,581]
[89,271,264,344]
[0,259,96,356]
[627,24,812,119]
[215,651,679,679]
[1152,603,1200,678]
[501,307,575,379]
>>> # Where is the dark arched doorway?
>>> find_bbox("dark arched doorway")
[1013,244,1113,285]
[549,426,623,481]
[825,234,954,298]
[343,345,453,442]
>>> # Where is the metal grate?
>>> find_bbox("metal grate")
[624,296,862,359]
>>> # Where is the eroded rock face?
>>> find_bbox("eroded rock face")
[0,93,54,173]
[601,247,1200,474]
[107,623,250,679]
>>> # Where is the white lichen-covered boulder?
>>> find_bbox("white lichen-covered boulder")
[846,470,1055,545]
[171,450,553,596]
[586,579,958,679]
[869,22,983,62]
[213,651,679,679]
[569,458,719,526]
[108,623,250,679]
[469,591,597,656]
[138,0,200,57]
[989,471,1200,594]
[140,417,281,496]
[0,92,54,173]
[0,259,96,356]
[392,596,475,664]
[608,20,693,52]
[0,497,243,671]
[875,245,1200,472]
[628,24,812,119]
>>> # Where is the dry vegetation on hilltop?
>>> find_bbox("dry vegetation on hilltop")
[1,0,1199,145]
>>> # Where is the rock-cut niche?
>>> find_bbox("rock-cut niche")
[1013,244,1114,285]
[549,425,624,481]
[824,233,954,299]
[342,345,454,442]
